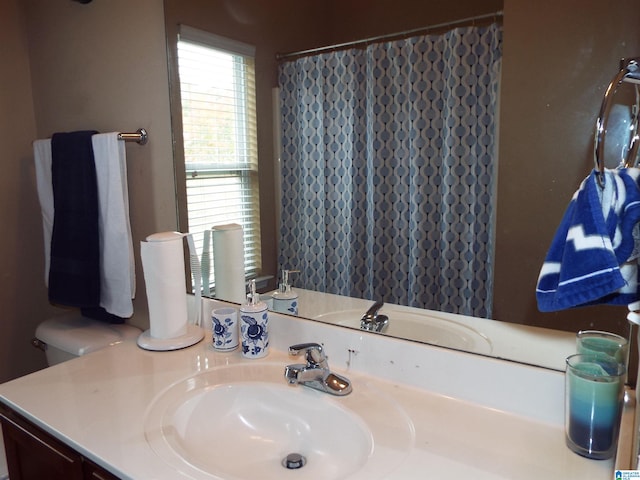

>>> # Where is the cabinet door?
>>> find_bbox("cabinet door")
[83,460,121,480]
[0,411,84,480]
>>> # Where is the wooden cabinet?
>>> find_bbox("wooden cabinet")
[83,460,121,480]
[0,404,120,480]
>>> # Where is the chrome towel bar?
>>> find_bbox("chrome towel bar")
[117,128,148,145]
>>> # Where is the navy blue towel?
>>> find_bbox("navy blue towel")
[49,130,101,308]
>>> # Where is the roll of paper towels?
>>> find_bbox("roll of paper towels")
[212,224,246,304]
[140,231,188,339]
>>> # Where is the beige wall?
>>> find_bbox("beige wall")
[0,0,173,382]
[0,0,53,382]
[23,0,175,335]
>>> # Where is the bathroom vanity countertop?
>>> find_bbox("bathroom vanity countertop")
[0,305,624,479]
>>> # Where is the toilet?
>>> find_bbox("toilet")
[34,312,141,366]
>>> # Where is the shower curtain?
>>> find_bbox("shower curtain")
[277,23,502,318]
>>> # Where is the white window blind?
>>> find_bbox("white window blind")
[177,26,262,288]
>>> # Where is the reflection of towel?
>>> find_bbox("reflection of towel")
[92,133,135,317]
[536,169,640,311]
[48,130,101,307]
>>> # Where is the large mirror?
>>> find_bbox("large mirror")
[164,0,640,370]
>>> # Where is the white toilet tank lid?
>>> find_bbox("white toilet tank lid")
[36,313,141,356]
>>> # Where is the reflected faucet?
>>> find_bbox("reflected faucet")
[360,301,389,333]
[284,343,352,396]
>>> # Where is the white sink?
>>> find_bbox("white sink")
[315,309,492,355]
[144,363,414,479]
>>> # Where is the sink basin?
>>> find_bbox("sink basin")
[315,309,492,355]
[144,363,414,479]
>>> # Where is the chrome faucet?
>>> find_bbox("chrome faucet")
[360,301,389,332]
[284,343,352,396]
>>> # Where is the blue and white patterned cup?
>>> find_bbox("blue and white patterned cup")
[240,306,269,359]
[211,307,239,351]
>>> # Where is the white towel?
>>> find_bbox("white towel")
[92,133,135,317]
[33,139,54,286]
[33,133,135,318]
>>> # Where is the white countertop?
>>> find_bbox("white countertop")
[0,300,623,479]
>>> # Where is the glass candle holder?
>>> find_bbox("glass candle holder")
[565,353,626,460]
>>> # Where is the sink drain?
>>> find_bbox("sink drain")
[282,453,307,470]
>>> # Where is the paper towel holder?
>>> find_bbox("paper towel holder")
[137,231,205,351]
[136,325,204,351]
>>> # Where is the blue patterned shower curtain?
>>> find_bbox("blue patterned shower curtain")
[278,23,502,318]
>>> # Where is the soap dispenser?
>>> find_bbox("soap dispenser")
[240,279,269,359]
[272,270,299,315]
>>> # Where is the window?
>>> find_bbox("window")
[176,26,261,290]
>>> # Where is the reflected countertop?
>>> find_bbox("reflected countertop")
[295,288,577,370]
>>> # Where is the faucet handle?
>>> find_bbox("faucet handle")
[288,343,327,367]
[361,301,384,323]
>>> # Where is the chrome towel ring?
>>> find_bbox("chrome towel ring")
[594,57,640,188]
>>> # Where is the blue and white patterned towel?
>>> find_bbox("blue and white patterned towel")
[536,168,640,312]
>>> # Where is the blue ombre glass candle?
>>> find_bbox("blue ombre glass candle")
[565,354,625,460]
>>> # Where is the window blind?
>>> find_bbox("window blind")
[177,26,262,287]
